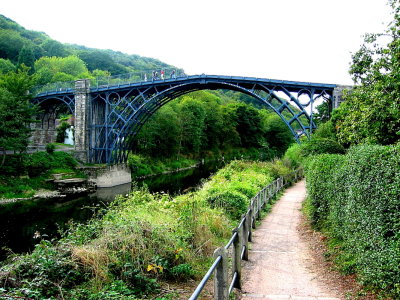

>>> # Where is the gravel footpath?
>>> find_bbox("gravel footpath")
[239,180,342,300]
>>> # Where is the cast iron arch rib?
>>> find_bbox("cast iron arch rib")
[89,76,335,164]
[33,74,336,164]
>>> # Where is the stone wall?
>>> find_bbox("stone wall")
[78,164,132,188]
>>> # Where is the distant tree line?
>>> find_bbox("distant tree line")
[133,90,294,159]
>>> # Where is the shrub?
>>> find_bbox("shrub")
[204,189,248,220]
[24,152,77,177]
[283,143,303,168]
[305,144,400,297]
[56,121,71,143]
[301,138,345,156]
[312,120,337,140]
[46,143,55,154]
[0,154,27,176]
[305,154,345,229]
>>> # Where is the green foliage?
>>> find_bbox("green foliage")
[283,138,345,169]
[283,143,303,168]
[45,143,55,154]
[300,138,345,156]
[0,58,15,74]
[2,240,86,298]
[304,154,345,228]
[127,154,196,177]
[0,151,81,198]
[332,2,400,146]
[34,55,90,84]
[200,160,276,220]
[0,14,174,78]
[260,110,294,156]
[134,91,294,161]
[0,66,37,154]
[205,189,248,220]
[0,159,292,298]
[312,120,337,140]
[56,121,71,143]
[78,50,127,74]
[313,100,331,125]
[304,144,400,297]
[24,151,77,177]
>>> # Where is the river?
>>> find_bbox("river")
[0,161,224,260]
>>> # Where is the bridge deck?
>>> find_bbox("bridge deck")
[239,180,341,300]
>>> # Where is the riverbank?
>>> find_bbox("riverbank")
[0,159,295,299]
[0,151,85,200]
[128,147,271,179]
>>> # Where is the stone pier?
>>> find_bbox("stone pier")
[333,85,352,109]
[74,79,91,162]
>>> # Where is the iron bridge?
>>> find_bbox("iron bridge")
[33,74,337,164]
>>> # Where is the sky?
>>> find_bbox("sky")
[0,0,393,85]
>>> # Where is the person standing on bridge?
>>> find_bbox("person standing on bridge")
[170,69,176,79]
[161,69,165,80]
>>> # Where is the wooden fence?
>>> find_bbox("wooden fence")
[189,168,304,300]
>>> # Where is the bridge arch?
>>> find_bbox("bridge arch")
[30,94,75,147]
[89,77,333,163]
[33,75,336,163]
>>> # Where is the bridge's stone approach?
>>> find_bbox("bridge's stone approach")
[32,74,345,164]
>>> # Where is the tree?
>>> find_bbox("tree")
[17,45,35,70]
[0,58,16,74]
[0,66,37,161]
[260,110,294,156]
[135,105,180,157]
[34,55,91,84]
[41,39,69,57]
[78,50,127,74]
[313,100,331,125]
[332,1,400,145]
[0,29,26,62]
[176,96,206,155]
[232,103,263,148]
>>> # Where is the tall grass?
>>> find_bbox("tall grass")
[0,159,293,299]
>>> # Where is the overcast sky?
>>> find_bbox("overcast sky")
[1,0,393,85]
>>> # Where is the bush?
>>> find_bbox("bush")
[0,154,27,176]
[304,144,400,297]
[205,189,248,220]
[312,120,337,140]
[25,152,77,177]
[56,121,71,143]
[46,143,55,154]
[301,138,345,156]
[283,143,303,168]
[305,154,345,229]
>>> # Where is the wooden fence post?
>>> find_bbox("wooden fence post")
[232,228,242,289]
[214,247,228,300]
[247,208,253,241]
[251,199,256,229]
[242,213,250,259]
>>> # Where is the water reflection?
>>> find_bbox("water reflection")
[0,161,224,259]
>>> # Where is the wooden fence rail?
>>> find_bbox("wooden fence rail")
[189,168,304,300]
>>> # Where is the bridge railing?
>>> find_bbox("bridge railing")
[32,69,188,96]
[90,68,187,89]
[31,80,76,96]
[189,168,304,300]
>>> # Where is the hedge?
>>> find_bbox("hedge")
[305,144,400,297]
